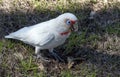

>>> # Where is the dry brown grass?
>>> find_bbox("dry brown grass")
[0,0,120,77]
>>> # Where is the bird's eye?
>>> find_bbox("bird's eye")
[66,20,71,25]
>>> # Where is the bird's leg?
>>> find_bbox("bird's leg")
[35,46,41,58]
[49,48,64,62]
[35,46,49,62]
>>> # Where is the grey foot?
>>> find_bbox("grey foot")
[50,50,64,62]
[35,54,50,62]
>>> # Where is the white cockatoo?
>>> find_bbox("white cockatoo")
[5,13,78,61]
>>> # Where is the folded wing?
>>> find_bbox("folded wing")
[5,26,55,46]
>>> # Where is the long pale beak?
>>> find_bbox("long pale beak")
[70,20,78,32]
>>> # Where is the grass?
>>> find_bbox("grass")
[0,0,120,77]
[106,23,120,35]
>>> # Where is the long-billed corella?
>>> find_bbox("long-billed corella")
[5,13,78,61]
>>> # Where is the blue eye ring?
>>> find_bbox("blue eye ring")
[66,20,71,25]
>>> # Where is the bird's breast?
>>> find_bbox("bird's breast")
[54,32,70,44]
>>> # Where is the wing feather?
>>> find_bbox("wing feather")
[24,32,54,46]
[5,20,55,46]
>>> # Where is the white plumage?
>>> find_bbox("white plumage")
[5,13,78,61]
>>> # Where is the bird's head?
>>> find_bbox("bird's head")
[56,13,78,32]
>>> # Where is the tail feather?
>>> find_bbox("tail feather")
[5,27,28,39]
[5,35,13,39]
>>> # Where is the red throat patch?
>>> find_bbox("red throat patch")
[60,31,70,35]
